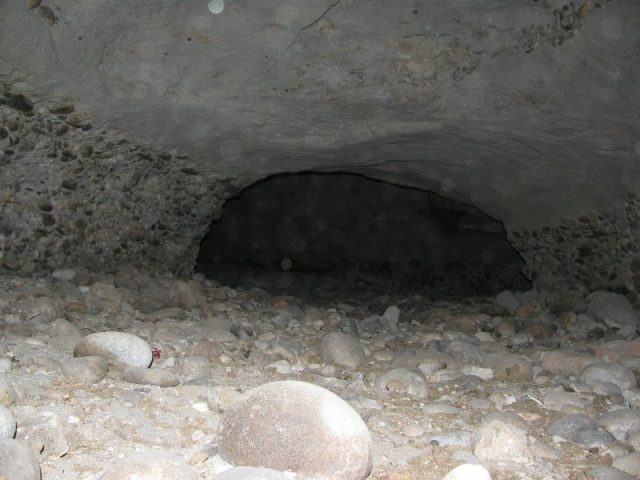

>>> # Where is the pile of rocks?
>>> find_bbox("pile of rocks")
[1,266,640,479]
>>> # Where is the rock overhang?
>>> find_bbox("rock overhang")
[0,0,639,293]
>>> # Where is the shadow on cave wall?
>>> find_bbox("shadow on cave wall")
[196,172,531,296]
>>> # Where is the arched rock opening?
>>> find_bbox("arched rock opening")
[197,172,530,296]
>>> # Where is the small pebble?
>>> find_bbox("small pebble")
[472,418,533,464]
[214,466,297,480]
[591,465,634,480]
[442,463,492,480]
[598,409,640,442]
[375,368,428,398]
[98,451,199,479]
[320,331,366,369]
[612,452,640,477]
[580,363,637,390]
[0,405,17,438]
[0,439,41,480]
[62,356,108,383]
[122,367,180,387]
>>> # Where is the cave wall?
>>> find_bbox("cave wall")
[511,194,640,303]
[0,1,639,295]
[0,90,225,275]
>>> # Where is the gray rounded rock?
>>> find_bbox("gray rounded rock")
[442,463,493,480]
[74,332,152,370]
[123,367,180,387]
[0,357,12,373]
[588,291,639,338]
[98,451,199,479]
[495,290,521,313]
[0,439,41,480]
[591,465,634,480]
[598,409,640,441]
[220,380,372,480]
[215,466,297,480]
[547,414,597,439]
[483,352,533,382]
[375,367,428,398]
[472,418,533,464]
[0,405,16,439]
[612,452,640,477]
[62,356,108,383]
[320,331,366,369]
[0,374,17,406]
[581,363,637,391]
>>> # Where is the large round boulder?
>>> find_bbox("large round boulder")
[219,380,372,480]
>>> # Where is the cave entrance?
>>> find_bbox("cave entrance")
[196,172,530,298]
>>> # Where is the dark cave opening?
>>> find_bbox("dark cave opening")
[196,172,531,297]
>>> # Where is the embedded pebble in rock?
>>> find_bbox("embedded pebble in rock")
[48,317,82,336]
[177,355,212,382]
[588,291,640,339]
[540,350,600,376]
[442,463,493,480]
[430,431,471,448]
[219,380,372,480]
[547,414,598,441]
[375,367,428,398]
[495,289,521,313]
[98,451,199,479]
[542,391,588,412]
[0,375,17,406]
[0,439,41,480]
[122,367,180,387]
[628,430,640,451]
[618,354,640,373]
[462,365,493,380]
[207,386,243,413]
[591,465,635,480]
[472,417,533,464]
[571,427,616,447]
[192,340,224,360]
[214,466,297,479]
[320,331,366,369]
[0,405,16,438]
[74,332,152,370]
[612,452,640,477]
[0,357,12,372]
[61,356,108,383]
[580,363,637,390]
[265,360,293,375]
[597,409,640,441]
[591,339,640,362]
[383,305,401,323]
[483,352,533,382]
[445,340,484,365]
[52,268,77,281]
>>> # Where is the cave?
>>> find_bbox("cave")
[1,1,640,479]
[197,172,530,297]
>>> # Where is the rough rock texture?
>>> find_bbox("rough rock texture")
[511,195,640,303]
[0,98,225,275]
[0,0,639,290]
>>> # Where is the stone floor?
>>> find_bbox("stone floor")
[1,265,640,479]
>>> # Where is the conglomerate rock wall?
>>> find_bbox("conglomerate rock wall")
[0,87,226,275]
[511,194,640,304]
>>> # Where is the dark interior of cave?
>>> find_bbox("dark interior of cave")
[196,172,531,297]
